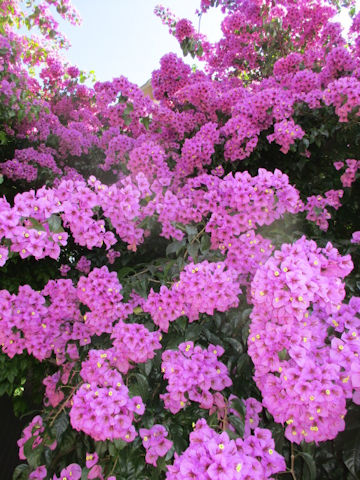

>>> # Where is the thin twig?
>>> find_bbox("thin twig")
[49,384,79,427]
[191,225,206,245]
[198,12,202,34]
[129,268,149,278]
[221,404,228,431]
[289,443,297,480]
[183,224,206,259]
[109,453,120,476]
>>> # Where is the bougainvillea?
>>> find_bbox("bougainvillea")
[0,0,359,479]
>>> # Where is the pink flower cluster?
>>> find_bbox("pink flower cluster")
[0,285,55,360]
[304,189,343,231]
[160,342,232,414]
[140,424,173,466]
[166,418,285,479]
[53,464,81,480]
[76,255,91,274]
[267,119,305,154]
[249,237,355,443]
[176,122,220,176]
[222,396,264,439]
[174,18,195,42]
[110,320,162,373]
[151,168,301,246]
[0,266,135,361]
[29,465,47,480]
[143,261,241,332]
[41,278,90,361]
[340,159,360,188]
[70,348,145,442]
[351,231,360,244]
[128,140,171,185]
[18,415,56,460]
[106,248,121,264]
[200,169,301,248]
[1,147,61,182]
[83,451,117,480]
[323,77,360,122]
[0,190,66,262]
[152,53,192,101]
[0,173,152,266]
[224,230,274,287]
[77,266,132,335]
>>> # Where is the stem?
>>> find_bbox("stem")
[49,384,79,427]
[221,404,228,431]
[289,443,297,480]
[129,268,149,278]
[183,224,206,259]
[109,453,120,476]
[191,225,206,245]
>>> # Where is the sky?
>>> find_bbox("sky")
[57,0,359,88]
[58,0,224,87]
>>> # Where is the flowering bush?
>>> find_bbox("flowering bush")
[0,0,359,479]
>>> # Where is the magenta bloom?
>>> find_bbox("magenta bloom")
[53,464,82,480]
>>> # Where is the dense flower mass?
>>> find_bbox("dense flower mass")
[161,342,232,413]
[249,237,356,443]
[143,261,241,331]
[166,418,286,479]
[1,0,360,478]
[70,348,145,441]
[140,424,173,466]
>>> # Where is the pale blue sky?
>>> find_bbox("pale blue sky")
[58,1,358,87]
[59,0,224,86]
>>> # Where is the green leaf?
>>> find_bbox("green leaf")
[52,411,69,441]
[143,359,153,376]
[269,422,285,452]
[200,233,211,252]
[124,102,134,115]
[81,469,89,480]
[140,117,150,130]
[28,217,45,231]
[185,323,201,341]
[298,452,317,480]
[230,397,246,418]
[114,438,127,450]
[225,337,243,353]
[202,328,223,347]
[228,414,245,437]
[117,267,136,279]
[187,242,199,261]
[12,464,30,480]
[108,442,117,456]
[236,354,249,376]
[23,437,43,469]
[342,430,360,478]
[47,214,64,233]
[95,441,108,456]
[166,239,186,256]
[130,373,149,401]
[278,348,289,361]
[185,225,198,236]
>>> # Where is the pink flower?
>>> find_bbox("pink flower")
[29,466,47,479]
[351,231,360,244]
[53,464,81,480]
